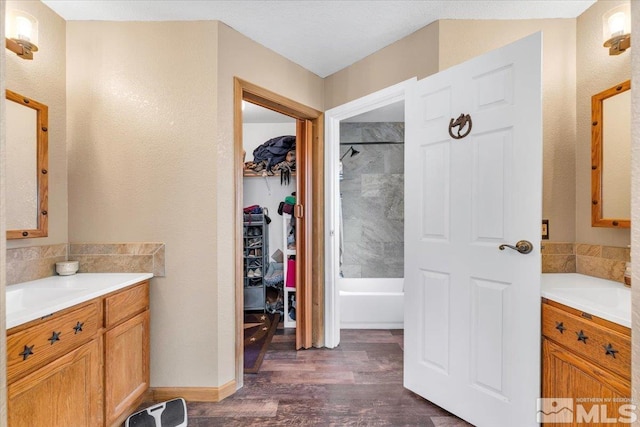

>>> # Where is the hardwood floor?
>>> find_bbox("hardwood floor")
[143,328,471,426]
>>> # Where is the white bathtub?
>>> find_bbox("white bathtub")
[339,278,404,329]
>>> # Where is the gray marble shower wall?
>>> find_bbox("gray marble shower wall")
[340,122,404,278]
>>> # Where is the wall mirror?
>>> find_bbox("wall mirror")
[5,89,48,239]
[591,80,630,228]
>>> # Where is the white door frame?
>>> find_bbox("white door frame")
[324,78,415,348]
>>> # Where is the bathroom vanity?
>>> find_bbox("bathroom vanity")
[5,273,152,427]
[541,274,631,424]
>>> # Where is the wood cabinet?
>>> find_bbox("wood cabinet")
[6,280,150,427]
[8,339,103,427]
[6,300,100,385]
[542,299,631,426]
[104,283,150,427]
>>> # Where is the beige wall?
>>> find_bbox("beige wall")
[576,0,631,246]
[326,12,632,247]
[324,21,439,110]
[215,22,324,384]
[66,20,323,388]
[326,19,578,243]
[438,19,577,243]
[6,0,66,249]
[67,21,220,386]
[3,1,64,416]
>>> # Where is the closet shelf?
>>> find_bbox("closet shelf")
[243,169,297,178]
[283,213,296,328]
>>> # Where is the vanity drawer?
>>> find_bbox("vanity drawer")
[6,300,100,384]
[542,303,630,380]
[104,281,149,328]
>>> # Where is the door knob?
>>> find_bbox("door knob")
[498,240,533,254]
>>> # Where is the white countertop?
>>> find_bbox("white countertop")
[542,273,630,328]
[6,273,153,329]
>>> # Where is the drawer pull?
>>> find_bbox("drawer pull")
[576,330,589,343]
[48,331,61,344]
[73,321,84,334]
[604,343,619,358]
[19,345,34,361]
[555,321,567,334]
[581,312,593,320]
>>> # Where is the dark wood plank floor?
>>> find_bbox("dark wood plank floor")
[146,328,472,426]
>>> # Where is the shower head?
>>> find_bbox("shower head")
[340,146,360,161]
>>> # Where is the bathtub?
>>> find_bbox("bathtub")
[339,278,404,329]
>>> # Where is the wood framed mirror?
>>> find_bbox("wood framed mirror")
[5,89,49,239]
[591,80,630,228]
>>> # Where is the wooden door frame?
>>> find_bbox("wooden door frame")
[233,78,324,388]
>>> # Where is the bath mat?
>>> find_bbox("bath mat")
[244,312,279,374]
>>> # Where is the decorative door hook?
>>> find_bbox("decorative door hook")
[448,113,472,139]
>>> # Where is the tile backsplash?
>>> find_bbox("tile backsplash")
[542,242,630,283]
[6,242,165,285]
[69,243,165,277]
[6,244,67,285]
[540,242,575,274]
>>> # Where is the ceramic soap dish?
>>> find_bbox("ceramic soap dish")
[56,261,79,276]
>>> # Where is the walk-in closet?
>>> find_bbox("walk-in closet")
[241,101,298,373]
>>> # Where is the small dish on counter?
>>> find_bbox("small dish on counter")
[542,273,630,328]
[55,260,79,275]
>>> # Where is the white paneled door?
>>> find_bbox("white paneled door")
[404,33,542,426]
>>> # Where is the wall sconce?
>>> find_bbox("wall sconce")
[5,10,38,60]
[603,4,631,55]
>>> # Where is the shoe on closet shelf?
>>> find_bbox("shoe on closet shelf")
[253,268,262,277]
[247,278,262,286]
[255,249,262,257]
[247,238,262,248]
[247,269,255,278]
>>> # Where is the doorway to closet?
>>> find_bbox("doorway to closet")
[233,78,323,388]
[242,104,297,325]
[241,102,298,376]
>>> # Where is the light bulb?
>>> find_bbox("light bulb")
[6,10,38,47]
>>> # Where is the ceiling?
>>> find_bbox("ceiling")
[42,0,595,78]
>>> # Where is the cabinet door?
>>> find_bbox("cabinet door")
[542,338,631,426]
[104,310,150,427]
[8,339,103,427]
